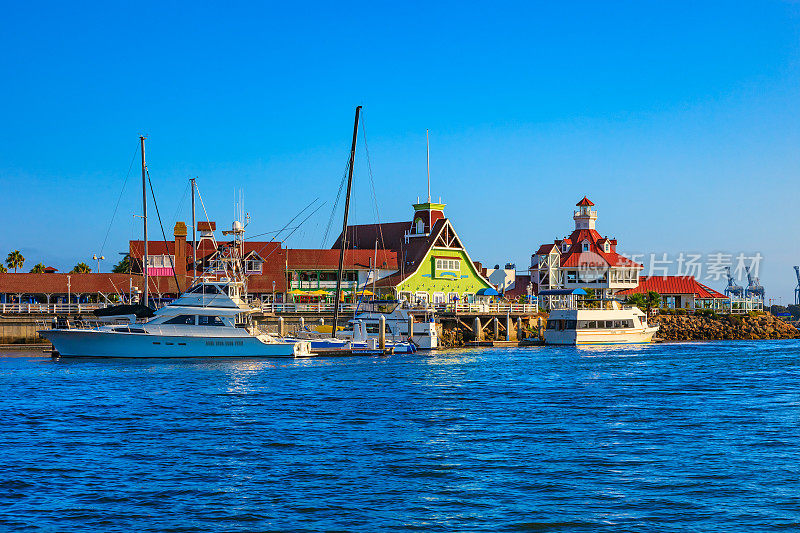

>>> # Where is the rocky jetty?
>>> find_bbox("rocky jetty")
[652,313,800,342]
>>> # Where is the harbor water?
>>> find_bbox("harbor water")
[2,341,799,531]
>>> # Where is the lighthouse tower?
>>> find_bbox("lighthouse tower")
[573,196,597,230]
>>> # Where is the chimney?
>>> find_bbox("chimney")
[173,221,188,292]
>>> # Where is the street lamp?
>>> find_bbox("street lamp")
[67,275,71,311]
[92,254,105,273]
[272,280,276,313]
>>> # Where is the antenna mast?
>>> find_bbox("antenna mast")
[140,135,148,307]
[426,129,431,203]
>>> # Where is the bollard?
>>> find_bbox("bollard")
[506,313,512,341]
[299,316,305,330]
[517,317,523,340]
[538,316,543,339]
[493,317,499,339]
[407,314,414,342]
[278,316,285,337]
[320,317,325,326]
[473,317,482,342]
[379,315,386,350]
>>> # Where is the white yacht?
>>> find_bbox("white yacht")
[40,280,311,358]
[544,299,658,345]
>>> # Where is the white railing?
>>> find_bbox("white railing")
[0,303,108,314]
[257,302,539,315]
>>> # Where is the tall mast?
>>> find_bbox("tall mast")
[332,105,361,338]
[140,135,149,307]
[190,177,197,284]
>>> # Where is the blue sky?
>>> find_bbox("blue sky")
[1,2,799,300]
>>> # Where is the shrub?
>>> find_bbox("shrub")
[676,308,687,316]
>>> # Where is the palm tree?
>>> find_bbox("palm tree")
[5,250,24,273]
[0,264,7,273]
[29,262,46,273]
[71,262,92,273]
[646,291,661,311]
[112,255,130,274]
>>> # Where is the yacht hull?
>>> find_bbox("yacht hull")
[39,329,304,358]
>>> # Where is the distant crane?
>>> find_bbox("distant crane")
[744,265,765,302]
[724,266,744,298]
[794,266,799,306]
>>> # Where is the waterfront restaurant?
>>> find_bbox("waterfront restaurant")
[531,197,643,305]
[0,272,140,308]
[616,276,730,311]
[333,199,494,305]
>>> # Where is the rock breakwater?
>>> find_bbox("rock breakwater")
[652,313,799,342]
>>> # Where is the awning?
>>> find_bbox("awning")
[476,287,500,296]
[288,289,308,295]
[537,288,588,296]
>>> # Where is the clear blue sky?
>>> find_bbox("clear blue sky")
[1,2,799,301]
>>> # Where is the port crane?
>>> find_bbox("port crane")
[744,265,765,302]
[794,266,799,306]
[724,266,744,298]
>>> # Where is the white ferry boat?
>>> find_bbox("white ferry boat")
[544,299,658,345]
[40,280,311,358]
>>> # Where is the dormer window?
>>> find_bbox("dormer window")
[604,242,610,253]
[415,218,425,234]
[562,243,569,252]
[582,241,590,252]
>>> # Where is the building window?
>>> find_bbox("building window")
[582,241,589,252]
[433,292,446,304]
[415,218,425,234]
[245,259,262,273]
[435,258,461,271]
[604,243,610,253]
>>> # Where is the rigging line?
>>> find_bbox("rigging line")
[146,169,182,293]
[260,202,327,263]
[99,144,140,256]
[195,184,218,251]
[322,156,352,247]
[251,198,320,259]
[169,181,191,230]
[359,111,388,262]
[245,225,303,241]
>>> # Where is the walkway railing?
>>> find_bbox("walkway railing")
[256,302,540,315]
[0,303,108,314]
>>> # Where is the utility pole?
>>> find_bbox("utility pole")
[140,136,149,307]
[332,105,361,338]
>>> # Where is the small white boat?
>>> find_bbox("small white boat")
[284,319,417,354]
[544,299,658,345]
[40,280,310,358]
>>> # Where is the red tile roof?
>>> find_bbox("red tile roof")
[576,196,595,206]
[285,248,398,270]
[617,276,728,299]
[332,221,410,252]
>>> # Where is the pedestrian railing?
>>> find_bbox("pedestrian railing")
[0,303,108,314]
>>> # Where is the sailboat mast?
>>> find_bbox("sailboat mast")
[332,105,361,338]
[190,177,196,285]
[140,135,149,307]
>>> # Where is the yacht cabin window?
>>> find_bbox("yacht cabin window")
[164,315,196,325]
[198,315,226,327]
[187,284,222,295]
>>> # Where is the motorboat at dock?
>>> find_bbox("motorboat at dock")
[40,280,311,358]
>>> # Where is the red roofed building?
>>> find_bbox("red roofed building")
[617,276,730,311]
[531,197,643,303]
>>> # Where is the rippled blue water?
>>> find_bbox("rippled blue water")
[2,341,800,531]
